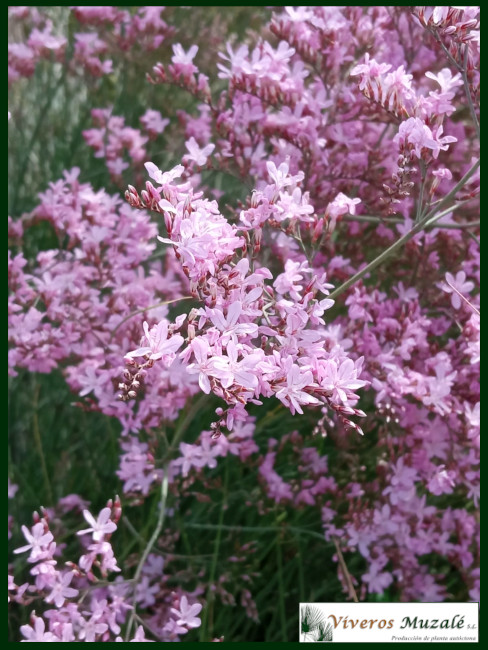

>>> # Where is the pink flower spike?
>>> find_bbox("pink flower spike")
[77,507,117,541]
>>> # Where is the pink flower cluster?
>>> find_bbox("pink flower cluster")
[83,109,150,182]
[8,168,202,437]
[9,7,174,86]
[125,159,367,435]
[9,497,204,642]
[8,8,67,85]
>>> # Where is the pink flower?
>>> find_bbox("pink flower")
[77,613,108,642]
[432,168,452,181]
[350,53,392,90]
[30,560,57,590]
[217,43,249,78]
[274,259,311,300]
[209,341,263,392]
[107,158,129,177]
[140,109,169,135]
[20,616,57,642]
[259,451,293,502]
[362,567,394,594]
[171,43,198,66]
[275,361,320,415]
[266,161,292,190]
[206,300,258,343]
[320,358,367,403]
[427,465,456,496]
[426,68,463,93]
[78,365,108,398]
[183,137,215,166]
[441,271,475,310]
[125,320,184,362]
[395,117,437,158]
[185,337,213,394]
[325,193,361,231]
[284,6,314,22]
[79,540,120,575]
[8,478,18,498]
[175,438,219,477]
[395,117,457,159]
[45,572,79,608]
[170,595,203,629]
[77,507,117,541]
[276,187,315,223]
[144,162,184,187]
[14,523,54,562]
[130,625,155,642]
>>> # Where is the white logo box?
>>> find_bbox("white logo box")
[299,602,479,643]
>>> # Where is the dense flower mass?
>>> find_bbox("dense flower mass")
[9,5,479,642]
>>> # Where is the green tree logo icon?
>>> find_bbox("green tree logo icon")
[300,605,333,642]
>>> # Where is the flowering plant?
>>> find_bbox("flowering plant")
[9,6,479,642]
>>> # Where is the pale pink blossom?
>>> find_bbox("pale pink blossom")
[20,616,57,642]
[45,572,79,608]
[77,507,116,541]
[140,109,169,135]
[427,465,456,496]
[144,161,184,187]
[14,523,54,562]
[441,271,475,309]
[125,320,184,361]
[77,613,108,642]
[170,595,203,629]
[171,43,198,66]
[183,137,215,166]
[275,362,320,415]
[320,358,367,403]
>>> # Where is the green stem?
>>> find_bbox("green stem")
[164,393,210,461]
[294,227,313,266]
[200,460,228,642]
[328,158,480,301]
[125,464,169,642]
[110,296,193,337]
[32,383,53,505]
[185,522,327,542]
[343,210,478,229]
[416,160,427,223]
[332,536,359,603]
[11,70,65,215]
[276,537,288,641]
[462,45,480,140]
[123,391,206,633]
[434,219,480,230]
[466,231,480,247]
[297,538,305,604]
